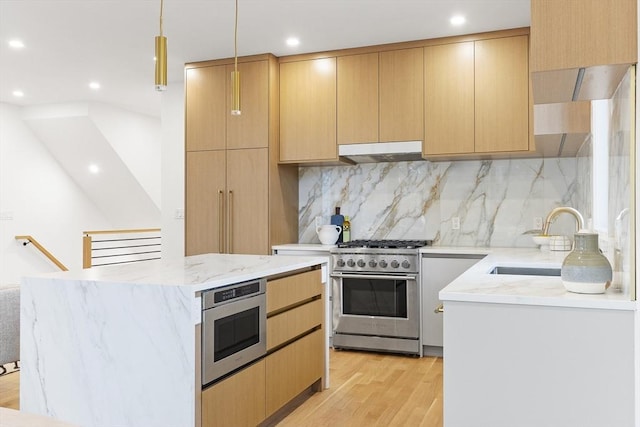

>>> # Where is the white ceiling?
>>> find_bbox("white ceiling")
[0,0,530,117]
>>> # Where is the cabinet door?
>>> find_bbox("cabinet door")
[185,150,226,256]
[379,48,424,142]
[279,58,337,162]
[474,35,529,153]
[226,148,269,254]
[185,66,226,151]
[424,42,475,155]
[421,255,483,347]
[530,0,637,72]
[337,53,379,144]
[226,60,269,150]
[202,359,266,427]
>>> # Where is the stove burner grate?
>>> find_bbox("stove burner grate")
[337,239,432,249]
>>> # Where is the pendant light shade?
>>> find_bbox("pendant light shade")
[155,0,167,91]
[230,0,241,115]
[155,35,167,91]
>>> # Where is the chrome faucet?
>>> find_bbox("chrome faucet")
[541,207,585,235]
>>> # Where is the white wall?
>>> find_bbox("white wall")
[160,86,185,260]
[0,103,112,283]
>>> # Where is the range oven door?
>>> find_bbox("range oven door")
[332,273,419,339]
[202,292,266,386]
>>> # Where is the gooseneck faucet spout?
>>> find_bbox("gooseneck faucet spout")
[542,207,585,236]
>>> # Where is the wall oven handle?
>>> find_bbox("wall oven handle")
[331,272,417,281]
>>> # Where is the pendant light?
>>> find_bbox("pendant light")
[230,0,241,115]
[155,0,167,91]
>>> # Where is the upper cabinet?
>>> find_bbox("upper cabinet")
[279,58,337,163]
[336,48,424,146]
[185,65,226,151]
[337,53,379,145]
[530,0,637,103]
[424,34,531,157]
[185,60,269,151]
[379,48,424,142]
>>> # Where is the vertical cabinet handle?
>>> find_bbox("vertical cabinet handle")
[218,190,224,253]
[228,190,233,253]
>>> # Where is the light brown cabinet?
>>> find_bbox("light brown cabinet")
[266,268,324,417]
[530,0,637,73]
[424,35,530,157]
[337,53,379,144]
[185,148,268,256]
[201,359,266,427]
[185,55,298,256]
[279,58,337,163]
[337,48,424,145]
[379,48,424,142]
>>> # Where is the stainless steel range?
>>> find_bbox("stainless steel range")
[330,239,431,356]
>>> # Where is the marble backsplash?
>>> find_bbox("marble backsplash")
[299,157,581,247]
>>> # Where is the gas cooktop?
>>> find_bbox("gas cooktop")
[336,239,432,249]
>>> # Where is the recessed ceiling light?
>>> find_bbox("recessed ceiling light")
[8,39,25,49]
[450,15,466,26]
[12,90,24,97]
[89,82,101,90]
[286,37,300,47]
[88,164,100,174]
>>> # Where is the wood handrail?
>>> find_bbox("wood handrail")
[15,235,69,271]
[83,228,160,236]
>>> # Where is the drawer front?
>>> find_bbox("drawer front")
[267,298,323,350]
[202,359,266,427]
[267,269,322,314]
[265,329,324,417]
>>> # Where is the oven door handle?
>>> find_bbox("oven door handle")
[331,272,417,281]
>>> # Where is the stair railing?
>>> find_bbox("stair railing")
[82,228,161,269]
[15,235,69,271]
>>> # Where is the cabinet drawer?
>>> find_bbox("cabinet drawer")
[267,298,323,350]
[202,359,266,427]
[265,329,324,417]
[267,269,322,314]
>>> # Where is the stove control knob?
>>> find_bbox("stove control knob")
[391,260,400,268]
[357,259,366,268]
[336,259,345,267]
[379,260,388,268]
[402,260,411,269]
[368,260,377,268]
[347,259,356,267]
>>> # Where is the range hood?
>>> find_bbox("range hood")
[338,141,424,164]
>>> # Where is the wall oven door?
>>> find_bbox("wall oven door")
[201,279,266,386]
[332,273,419,339]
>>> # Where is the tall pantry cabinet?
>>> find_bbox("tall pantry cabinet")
[185,54,298,256]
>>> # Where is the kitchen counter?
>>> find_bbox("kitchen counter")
[20,253,328,427]
[434,247,635,310]
[272,243,335,252]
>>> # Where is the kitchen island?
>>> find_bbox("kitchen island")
[20,253,329,427]
[437,248,639,427]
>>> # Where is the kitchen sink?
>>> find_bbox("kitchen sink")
[489,266,561,276]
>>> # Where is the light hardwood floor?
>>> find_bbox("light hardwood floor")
[0,350,443,426]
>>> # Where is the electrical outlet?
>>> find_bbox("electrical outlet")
[452,216,460,230]
[534,217,543,230]
[175,209,184,219]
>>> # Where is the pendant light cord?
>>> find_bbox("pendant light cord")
[234,0,238,72]
[159,0,164,36]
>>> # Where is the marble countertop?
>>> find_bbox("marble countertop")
[32,253,328,292]
[272,243,335,252]
[436,247,635,310]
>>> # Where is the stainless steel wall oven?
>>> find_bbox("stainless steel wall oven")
[331,240,430,356]
[201,278,266,386]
